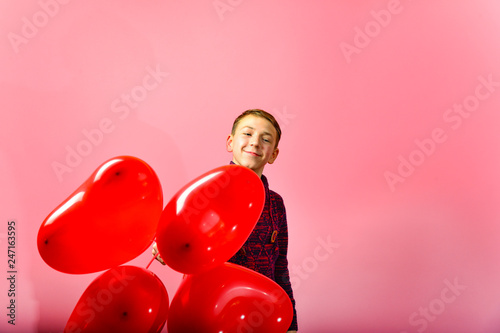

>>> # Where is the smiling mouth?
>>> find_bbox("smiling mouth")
[244,151,261,157]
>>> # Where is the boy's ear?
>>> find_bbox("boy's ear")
[226,134,234,152]
[268,147,279,164]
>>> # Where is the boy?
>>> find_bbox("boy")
[153,109,298,331]
[226,109,298,332]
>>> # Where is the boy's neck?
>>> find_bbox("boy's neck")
[230,160,264,178]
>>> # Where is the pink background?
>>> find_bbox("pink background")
[2,0,500,332]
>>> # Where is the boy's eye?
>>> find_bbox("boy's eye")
[263,137,273,143]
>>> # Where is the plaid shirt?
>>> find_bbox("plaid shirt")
[228,163,298,331]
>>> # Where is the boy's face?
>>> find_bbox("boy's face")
[226,115,279,177]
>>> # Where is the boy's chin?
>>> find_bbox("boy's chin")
[235,161,263,174]
[241,163,257,171]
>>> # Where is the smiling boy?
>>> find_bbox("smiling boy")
[226,111,280,177]
[153,109,298,331]
[226,109,298,332]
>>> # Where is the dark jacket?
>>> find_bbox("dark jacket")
[228,164,298,331]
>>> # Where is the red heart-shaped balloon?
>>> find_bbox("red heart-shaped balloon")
[167,262,293,333]
[156,165,265,274]
[38,156,163,274]
[64,265,169,333]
